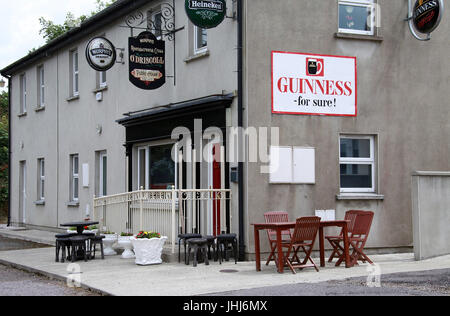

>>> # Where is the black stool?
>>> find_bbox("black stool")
[186,238,209,267]
[178,233,202,263]
[203,235,217,260]
[89,235,105,260]
[69,235,90,262]
[55,234,74,263]
[217,234,238,264]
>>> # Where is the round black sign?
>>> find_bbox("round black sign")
[85,37,117,71]
[413,0,444,34]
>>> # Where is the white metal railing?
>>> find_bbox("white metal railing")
[93,188,231,253]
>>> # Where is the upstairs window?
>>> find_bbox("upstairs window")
[338,0,376,35]
[194,27,208,54]
[20,74,27,114]
[98,71,107,89]
[70,50,79,97]
[37,65,45,108]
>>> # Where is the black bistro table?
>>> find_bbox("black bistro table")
[59,221,99,261]
[60,221,99,235]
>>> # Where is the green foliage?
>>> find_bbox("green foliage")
[38,0,117,43]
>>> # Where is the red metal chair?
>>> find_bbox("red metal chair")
[281,216,321,274]
[325,210,364,263]
[335,211,375,267]
[264,211,292,266]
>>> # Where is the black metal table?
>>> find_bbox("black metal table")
[60,221,99,235]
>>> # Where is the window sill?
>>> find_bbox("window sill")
[17,112,27,118]
[35,106,45,112]
[67,201,80,207]
[93,86,108,93]
[66,95,80,102]
[184,49,210,63]
[336,193,384,201]
[34,200,45,206]
[334,32,384,42]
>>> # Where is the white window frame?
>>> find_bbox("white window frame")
[148,9,163,40]
[99,152,107,197]
[20,74,27,114]
[338,0,376,36]
[99,71,107,88]
[136,142,178,190]
[37,158,45,201]
[70,154,79,201]
[194,26,208,54]
[71,50,79,97]
[38,65,45,107]
[339,135,376,193]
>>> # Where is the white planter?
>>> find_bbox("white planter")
[103,234,118,256]
[118,236,135,259]
[131,236,168,265]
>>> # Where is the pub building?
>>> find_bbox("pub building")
[1,0,449,260]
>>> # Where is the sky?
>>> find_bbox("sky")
[0,0,100,92]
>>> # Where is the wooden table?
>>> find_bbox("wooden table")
[252,220,351,273]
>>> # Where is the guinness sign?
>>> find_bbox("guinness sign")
[413,0,444,34]
[185,0,226,29]
[85,37,116,71]
[129,31,166,90]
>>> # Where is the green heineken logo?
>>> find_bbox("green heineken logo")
[185,0,226,29]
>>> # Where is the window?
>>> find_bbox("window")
[137,143,176,190]
[96,151,107,197]
[37,65,45,108]
[338,0,376,35]
[70,50,79,97]
[339,135,376,193]
[20,74,27,114]
[148,9,163,40]
[37,158,45,201]
[70,154,79,201]
[194,27,208,54]
[98,71,107,88]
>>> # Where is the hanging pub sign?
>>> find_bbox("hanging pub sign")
[85,37,117,71]
[129,31,166,90]
[272,51,357,117]
[185,0,226,29]
[413,0,444,34]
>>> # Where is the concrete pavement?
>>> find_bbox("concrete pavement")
[0,245,449,296]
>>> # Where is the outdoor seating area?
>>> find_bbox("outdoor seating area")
[252,210,375,274]
[55,221,104,263]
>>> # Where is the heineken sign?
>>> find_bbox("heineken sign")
[128,31,166,90]
[185,0,226,29]
[85,37,116,71]
[413,0,444,34]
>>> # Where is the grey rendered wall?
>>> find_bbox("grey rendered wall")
[9,0,238,229]
[243,0,450,255]
[412,172,450,260]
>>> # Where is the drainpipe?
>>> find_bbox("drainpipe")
[5,75,11,227]
[237,0,245,261]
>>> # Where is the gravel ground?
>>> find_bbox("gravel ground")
[208,269,450,296]
[0,236,101,296]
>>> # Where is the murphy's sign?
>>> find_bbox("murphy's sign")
[86,37,116,71]
[185,0,226,29]
[272,51,357,117]
[129,31,165,90]
[413,0,444,34]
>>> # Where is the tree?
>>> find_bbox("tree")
[39,0,117,43]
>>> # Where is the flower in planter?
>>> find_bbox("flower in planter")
[120,232,134,237]
[136,231,161,239]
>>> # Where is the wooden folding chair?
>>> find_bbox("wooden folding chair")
[336,211,375,267]
[264,211,292,266]
[325,210,363,263]
[281,216,321,274]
